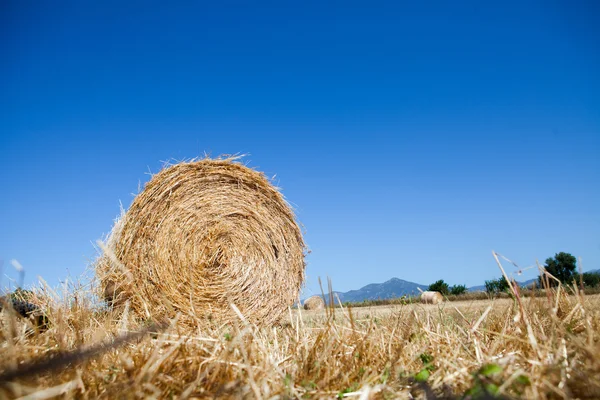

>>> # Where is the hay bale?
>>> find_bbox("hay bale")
[420,291,443,304]
[303,295,325,311]
[97,157,306,326]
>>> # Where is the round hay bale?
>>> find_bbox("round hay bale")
[303,295,325,311]
[97,158,306,326]
[420,291,444,305]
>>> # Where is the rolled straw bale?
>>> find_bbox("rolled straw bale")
[97,157,306,326]
[420,291,443,305]
[303,295,325,311]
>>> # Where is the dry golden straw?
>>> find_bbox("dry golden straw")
[303,295,325,310]
[420,291,443,304]
[97,157,306,326]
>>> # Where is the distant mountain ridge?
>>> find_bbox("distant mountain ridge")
[317,278,427,304]
[308,269,600,304]
[317,277,535,303]
[587,269,600,274]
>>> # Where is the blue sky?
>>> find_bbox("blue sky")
[1,1,599,296]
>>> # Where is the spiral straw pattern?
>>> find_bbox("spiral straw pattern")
[97,157,305,326]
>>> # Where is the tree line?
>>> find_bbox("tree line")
[427,280,467,296]
[487,252,599,295]
[428,252,599,297]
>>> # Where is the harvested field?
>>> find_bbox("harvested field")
[1,284,599,399]
[296,296,519,322]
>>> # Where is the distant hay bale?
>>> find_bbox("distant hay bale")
[303,296,325,310]
[96,157,306,326]
[420,291,444,305]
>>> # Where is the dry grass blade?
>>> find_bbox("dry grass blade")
[0,322,167,383]
[15,379,83,400]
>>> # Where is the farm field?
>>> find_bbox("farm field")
[295,294,600,322]
[295,296,520,322]
[1,289,599,399]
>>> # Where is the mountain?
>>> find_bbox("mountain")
[320,278,428,304]
[519,278,538,288]
[587,269,600,274]
[308,270,600,305]
[468,285,486,292]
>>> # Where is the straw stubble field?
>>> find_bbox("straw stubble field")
[1,288,599,399]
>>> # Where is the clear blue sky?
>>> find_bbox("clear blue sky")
[1,1,599,296]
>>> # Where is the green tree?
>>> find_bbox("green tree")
[484,279,497,295]
[450,284,467,296]
[485,277,510,295]
[428,279,449,295]
[539,252,577,286]
[578,272,600,288]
